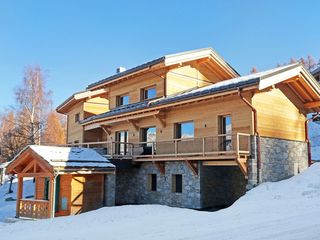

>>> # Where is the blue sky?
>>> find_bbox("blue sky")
[0,0,319,109]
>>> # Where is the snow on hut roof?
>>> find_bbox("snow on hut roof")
[29,145,115,169]
[82,63,299,124]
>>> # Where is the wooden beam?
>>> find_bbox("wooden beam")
[304,101,320,109]
[21,160,36,173]
[101,125,111,135]
[184,160,198,175]
[203,160,238,166]
[153,161,165,174]
[153,113,166,128]
[127,120,139,131]
[16,176,23,218]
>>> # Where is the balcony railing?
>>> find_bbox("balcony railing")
[18,199,50,219]
[67,133,251,160]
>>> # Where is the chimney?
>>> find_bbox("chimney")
[116,67,126,74]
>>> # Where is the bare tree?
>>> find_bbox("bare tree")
[14,66,52,145]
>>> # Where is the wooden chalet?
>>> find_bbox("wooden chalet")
[6,145,115,219]
[26,47,320,210]
[55,48,320,209]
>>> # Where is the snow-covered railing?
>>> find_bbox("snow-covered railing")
[18,199,50,219]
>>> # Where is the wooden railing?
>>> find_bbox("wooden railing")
[66,133,251,160]
[18,199,50,219]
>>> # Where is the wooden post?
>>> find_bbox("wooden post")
[175,140,178,157]
[48,177,55,218]
[16,176,23,218]
[202,137,205,156]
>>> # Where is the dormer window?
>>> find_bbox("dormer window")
[141,86,156,100]
[117,94,130,106]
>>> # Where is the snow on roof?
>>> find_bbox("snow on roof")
[29,145,115,169]
[82,64,299,124]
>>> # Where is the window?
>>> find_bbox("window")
[148,174,157,191]
[141,127,156,144]
[218,115,232,151]
[172,174,182,193]
[175,121,194,139]
[140,127,156,154]
[141,86,156,100]
[115,131,129,155]
[116,95,130,106]
[75,113,80,123]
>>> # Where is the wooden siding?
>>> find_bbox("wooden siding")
[35,177,45,200]
[55,174,72,217]
[70,174,104,215]
[104,94,253,143]
[252,88,306,141]
[109,70,165,109]
[166,65,212,95]
[67,102,84,143]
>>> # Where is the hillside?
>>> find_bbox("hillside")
[0,164,319,239]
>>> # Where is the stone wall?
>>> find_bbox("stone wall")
[104,173,116,206]
[260,137,308,182]
[116,162,202,209]
[200,165,247,209]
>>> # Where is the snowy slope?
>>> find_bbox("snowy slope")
[0,164,320,240]
[0,178,34,222]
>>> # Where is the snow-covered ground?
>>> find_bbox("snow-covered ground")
[0,164,320,240]
[0,178,34,222]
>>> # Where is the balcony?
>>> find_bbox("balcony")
[70,133,251,161]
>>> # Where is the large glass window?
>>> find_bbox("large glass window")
[115,131,129,155]
[116,95,130,106]
[141,86,156,100]
[175,121,194,139]
[140,127,156,154]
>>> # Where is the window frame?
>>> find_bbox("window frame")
[148,173,157,192]
[174,121,194,139]
[140,85,157,101]
[116,94,130,107]
[172,174,183,193]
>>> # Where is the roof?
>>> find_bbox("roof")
[82,64,300,125]
[11,145,115,169]
[86,47,240,90]
[312,66,320,75]
[56,88,108,114]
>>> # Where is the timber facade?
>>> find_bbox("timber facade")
[8,48,320,219]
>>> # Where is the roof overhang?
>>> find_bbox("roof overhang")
[87,48,240,91]
[57,88,109,114]
[258,64,320,113]
[82,85,257,130]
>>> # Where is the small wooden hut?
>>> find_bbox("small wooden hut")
[6,145,115,219]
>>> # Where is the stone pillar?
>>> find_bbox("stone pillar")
[104,173,116,206]
[247,135,258,189]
